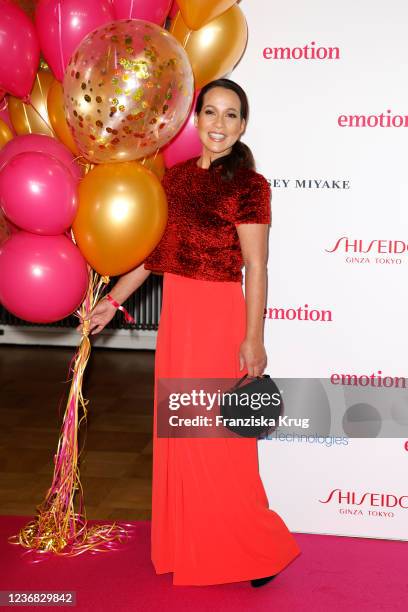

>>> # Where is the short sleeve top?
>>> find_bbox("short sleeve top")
[143,155,271,282]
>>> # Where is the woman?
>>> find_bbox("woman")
[86,78,301,586]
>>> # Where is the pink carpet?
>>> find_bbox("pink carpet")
[0,516,406,611]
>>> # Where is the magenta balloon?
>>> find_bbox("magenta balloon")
[0,152,78,235]
[0,0,40,98]
[35,0,115,82]
[0,134,81,181]
[112,0,172,23]
[162,90,201,167]
[0,232,88,323]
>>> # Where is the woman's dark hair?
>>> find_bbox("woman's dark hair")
[194,78,255,181]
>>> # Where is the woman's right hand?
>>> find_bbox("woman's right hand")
[76,297,117,336]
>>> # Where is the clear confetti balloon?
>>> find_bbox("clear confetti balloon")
[63,19,194,163]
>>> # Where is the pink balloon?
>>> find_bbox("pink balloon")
[112,0,172,23]
[35,0,115,82]
[168,0,179,19]
[0,0,40,99]
[0,152,78,235]
[0,231,88,323]
[162,90,201,167]
[0,134,81,181]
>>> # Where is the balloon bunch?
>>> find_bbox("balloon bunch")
[0,0,249,557]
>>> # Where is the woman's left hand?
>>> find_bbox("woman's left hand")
[239,337,267,377]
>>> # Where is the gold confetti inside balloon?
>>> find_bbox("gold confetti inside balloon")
[63,19,194,164]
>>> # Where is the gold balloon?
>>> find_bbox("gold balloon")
[9,70,55,136]
[72,162,168,276]
[47,80,79,156]
[170,6,247,89]
[177,0,237,30]
[140,151,166,181]
[0,119,13,150]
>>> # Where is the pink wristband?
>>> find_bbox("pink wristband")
[106,294,135,324]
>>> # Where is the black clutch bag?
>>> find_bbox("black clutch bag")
[220,373,282,438]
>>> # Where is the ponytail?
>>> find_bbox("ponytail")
[211,139,255,181]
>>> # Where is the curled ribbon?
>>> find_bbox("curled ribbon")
[8,271,130,558]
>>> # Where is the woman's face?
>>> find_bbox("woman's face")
[194,86,246,160]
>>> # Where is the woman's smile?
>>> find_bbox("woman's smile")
[208,132,226,142]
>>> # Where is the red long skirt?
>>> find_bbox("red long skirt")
[151,272,301,585]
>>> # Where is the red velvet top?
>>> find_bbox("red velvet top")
[143,155,271,282]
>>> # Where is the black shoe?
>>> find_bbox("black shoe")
[250,574,277,588]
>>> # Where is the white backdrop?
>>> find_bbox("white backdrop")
[233,0,408,540]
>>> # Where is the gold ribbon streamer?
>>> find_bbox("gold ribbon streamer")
[8,269,130,556]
